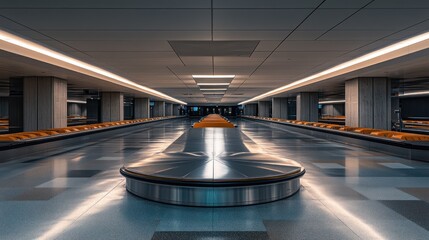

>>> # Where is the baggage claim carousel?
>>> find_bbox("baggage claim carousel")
[120,122,305,207]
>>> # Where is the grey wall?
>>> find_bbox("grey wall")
[0,97,8,118]
[401,97,429,118]
[345,77,391,129]
[296,92,318,122]
[67,103,86,116]
[272,97,288,119]
[165,103,173,116]
[23,77,67,131]
[258,101,271,117]
[8,78,23,132]
[153,101,165,117]
[321,104,345,116]
[244,104,257,116]
[173,104,181,116]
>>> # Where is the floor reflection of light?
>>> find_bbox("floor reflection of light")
[302,179,386,240]
[37,180,123,240]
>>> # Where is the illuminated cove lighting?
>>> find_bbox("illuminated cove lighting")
[0,29,186,105]
[239,31,429,105]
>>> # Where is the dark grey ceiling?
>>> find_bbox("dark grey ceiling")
[0,0,429,103]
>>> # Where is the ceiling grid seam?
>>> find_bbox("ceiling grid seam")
[231,0,328,94]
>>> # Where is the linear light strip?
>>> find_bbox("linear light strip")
[399,91,429,96]
[197,83,230,86]
[0,29,186,105]
[200,88,228,91]
[239,31,429,105]
[67,100,87,104]
[318,100,346,104]
[193,75,235,78]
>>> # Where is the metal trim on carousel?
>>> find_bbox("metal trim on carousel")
[120,166,304,207]
[120,117,305,207]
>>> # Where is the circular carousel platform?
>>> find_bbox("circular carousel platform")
[120,128,305,207]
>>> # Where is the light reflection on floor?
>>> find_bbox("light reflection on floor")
[0,118,428,239]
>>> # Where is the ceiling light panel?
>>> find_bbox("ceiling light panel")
[192,75,235,78]
[197,83,230,86]
[200,88,228,91]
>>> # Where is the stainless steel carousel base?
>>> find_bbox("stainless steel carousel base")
[120,128,305,207]
[122,168,301,207]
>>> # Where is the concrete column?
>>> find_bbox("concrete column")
[173,104,181,116]
[23,77,67,131]
[272,97,288,119]
[345,77,391,130]
[165,103,173,116]
[296,92,319,122]
[134,98,150,119]
[258,101,271,117]
[244,103,257,116]
[153,101,165,117]
[101,92,124,122]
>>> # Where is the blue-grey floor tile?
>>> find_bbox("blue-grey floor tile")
[380,200,429,231]
[264,220,359,240]
[151,231,270,240]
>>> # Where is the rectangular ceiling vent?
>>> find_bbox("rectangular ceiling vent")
[169,41,260,57]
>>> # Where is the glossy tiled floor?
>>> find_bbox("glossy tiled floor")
[1,118,429,240]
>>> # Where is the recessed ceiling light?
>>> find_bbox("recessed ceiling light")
[239,31,429,105]
[197,83,230,86]
[200,88,228,91]
[193,75,235,78]
[0,29,186,105]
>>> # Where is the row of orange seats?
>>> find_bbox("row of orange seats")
[193,114,235,128]
[320,115,346,120]
[0,119,9,130]
[245,116,429,141]
[0,116,175,142]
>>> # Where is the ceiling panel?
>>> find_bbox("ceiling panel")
[0,9,211,30]
[213,0,323,8]
[297,9,357,31]
[213,31,289,41]
[37,30,212,41]
[213,9,312,30]
[277,40,369,51]
[0,0,211,8]
[367,0,429,8]
[320,0,372,9]
[336,9,429,30]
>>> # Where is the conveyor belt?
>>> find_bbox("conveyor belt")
[120,128,305,206]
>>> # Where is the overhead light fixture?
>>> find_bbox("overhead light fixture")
[197,83,230,86]
[318,100,346,104]
[192,75,235,78]
[202,92,225,95]
[239,31,429,105]
[67,100,87,104]
[0,29,186,105]
[200,88,228,91]
[399,91,429,97]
